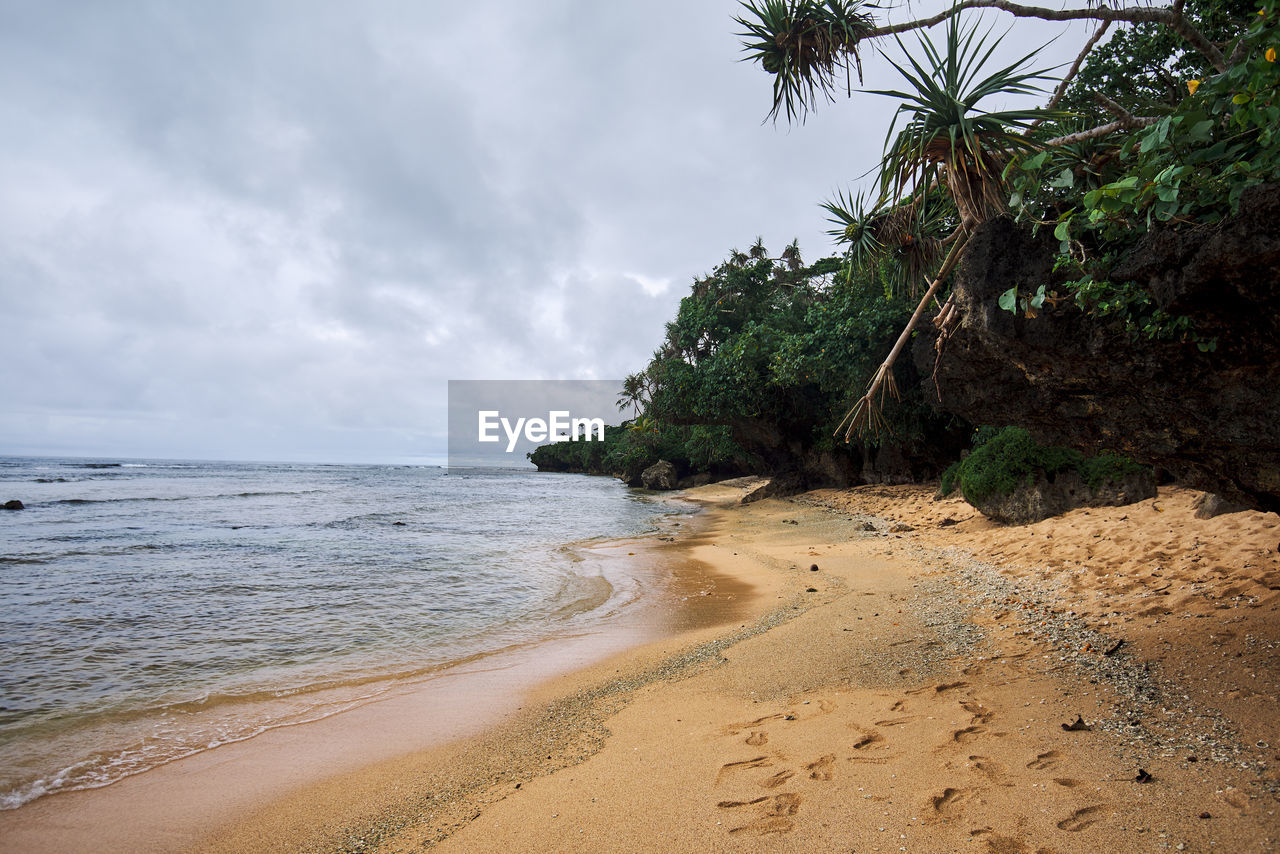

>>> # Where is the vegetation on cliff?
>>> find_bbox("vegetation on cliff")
[736,0,1273,437]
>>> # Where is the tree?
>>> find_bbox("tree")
[734,0,1258,438]
[637,241,964,479]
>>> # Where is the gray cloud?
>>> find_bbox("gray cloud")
[0,0,1085,462]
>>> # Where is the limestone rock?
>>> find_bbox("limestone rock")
[1192,492,1251,519]
[640,460,679,491]
[914,185,1280,513]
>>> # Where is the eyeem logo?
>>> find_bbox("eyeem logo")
[478,410,606,453]
[447,380,622,469]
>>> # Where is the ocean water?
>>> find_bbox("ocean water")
[0,458,683,810]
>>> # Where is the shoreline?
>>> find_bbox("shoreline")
[261,481,1278,854]
[5,479,1279,852]
[0,478,773,854]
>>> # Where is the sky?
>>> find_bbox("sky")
[0,0,1087,464]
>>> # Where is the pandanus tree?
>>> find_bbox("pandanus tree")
[734,0,1243,438]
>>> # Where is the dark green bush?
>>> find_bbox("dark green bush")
[959,428,1082,504]
[940,427,1150,505]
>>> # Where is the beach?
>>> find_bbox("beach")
[7,478,1280,852]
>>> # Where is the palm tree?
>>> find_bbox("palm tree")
[736,0,1237,439]
[822,187,951,299]
[735,0,877,123]
[780,239,804,271]
[872,16,1057,228]
[617,372,650,417]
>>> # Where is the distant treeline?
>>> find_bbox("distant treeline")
[527,422,754,486]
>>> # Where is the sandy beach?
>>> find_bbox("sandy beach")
[8,478,1280,853]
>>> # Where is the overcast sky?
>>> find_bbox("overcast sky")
[0,0,1085,464]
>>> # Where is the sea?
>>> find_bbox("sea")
[0,457,688,811]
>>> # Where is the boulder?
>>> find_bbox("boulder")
[1192,492,1251,519]
[676,472,715,489]
[967,469,1156,525]
[741,471,808,503]
[2,499,24,510]
[640,460,679,491]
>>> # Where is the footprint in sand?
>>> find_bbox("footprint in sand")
[909,680,970,696]
[723,792,802,836]
[968,755,1010,784]
[929,786,975,817]
[1056,805,1107,831]
[976,832,1032,853]
[889,699,907,712]
[952,725,987,744]
[960,700,994,725]
[806,754,835,781]
[1026,750,1061,771]
[745,731,768,746]
[723,713,787,736]
[716,756,772,785]
[760,769,795,789]
[873,716,916,727]
[717,796,768,808]
[851,730,883,750]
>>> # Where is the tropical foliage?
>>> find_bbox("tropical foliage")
[939,426,1150,504]
[734,0,1267,438]
[639,241,964,467]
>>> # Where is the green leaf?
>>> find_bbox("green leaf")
[1188,119,1214,143]
[998,287,1019,312]
[1029,284,1046,310]
[1021,151,1050,172]
[1053,220,1070,242]
[1049,167,1075,189]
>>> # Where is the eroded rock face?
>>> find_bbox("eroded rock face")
[1192,492,1251,519]
[640,459,679,490]
[915,184,1280,513]
[967,469,1157,525]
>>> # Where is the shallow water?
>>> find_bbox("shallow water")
[0,458,682,809]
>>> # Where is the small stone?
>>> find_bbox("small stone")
[810,564,819,572]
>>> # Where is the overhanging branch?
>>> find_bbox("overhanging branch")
[1044,115,1159,146]
[867,0,1227,72]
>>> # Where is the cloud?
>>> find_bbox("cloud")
[0,0,1088,462]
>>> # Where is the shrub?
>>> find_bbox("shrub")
[940,426,1150,505]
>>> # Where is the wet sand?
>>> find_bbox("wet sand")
[7,479,1280,853]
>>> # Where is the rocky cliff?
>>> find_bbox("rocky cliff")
[914,184,1280,513]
